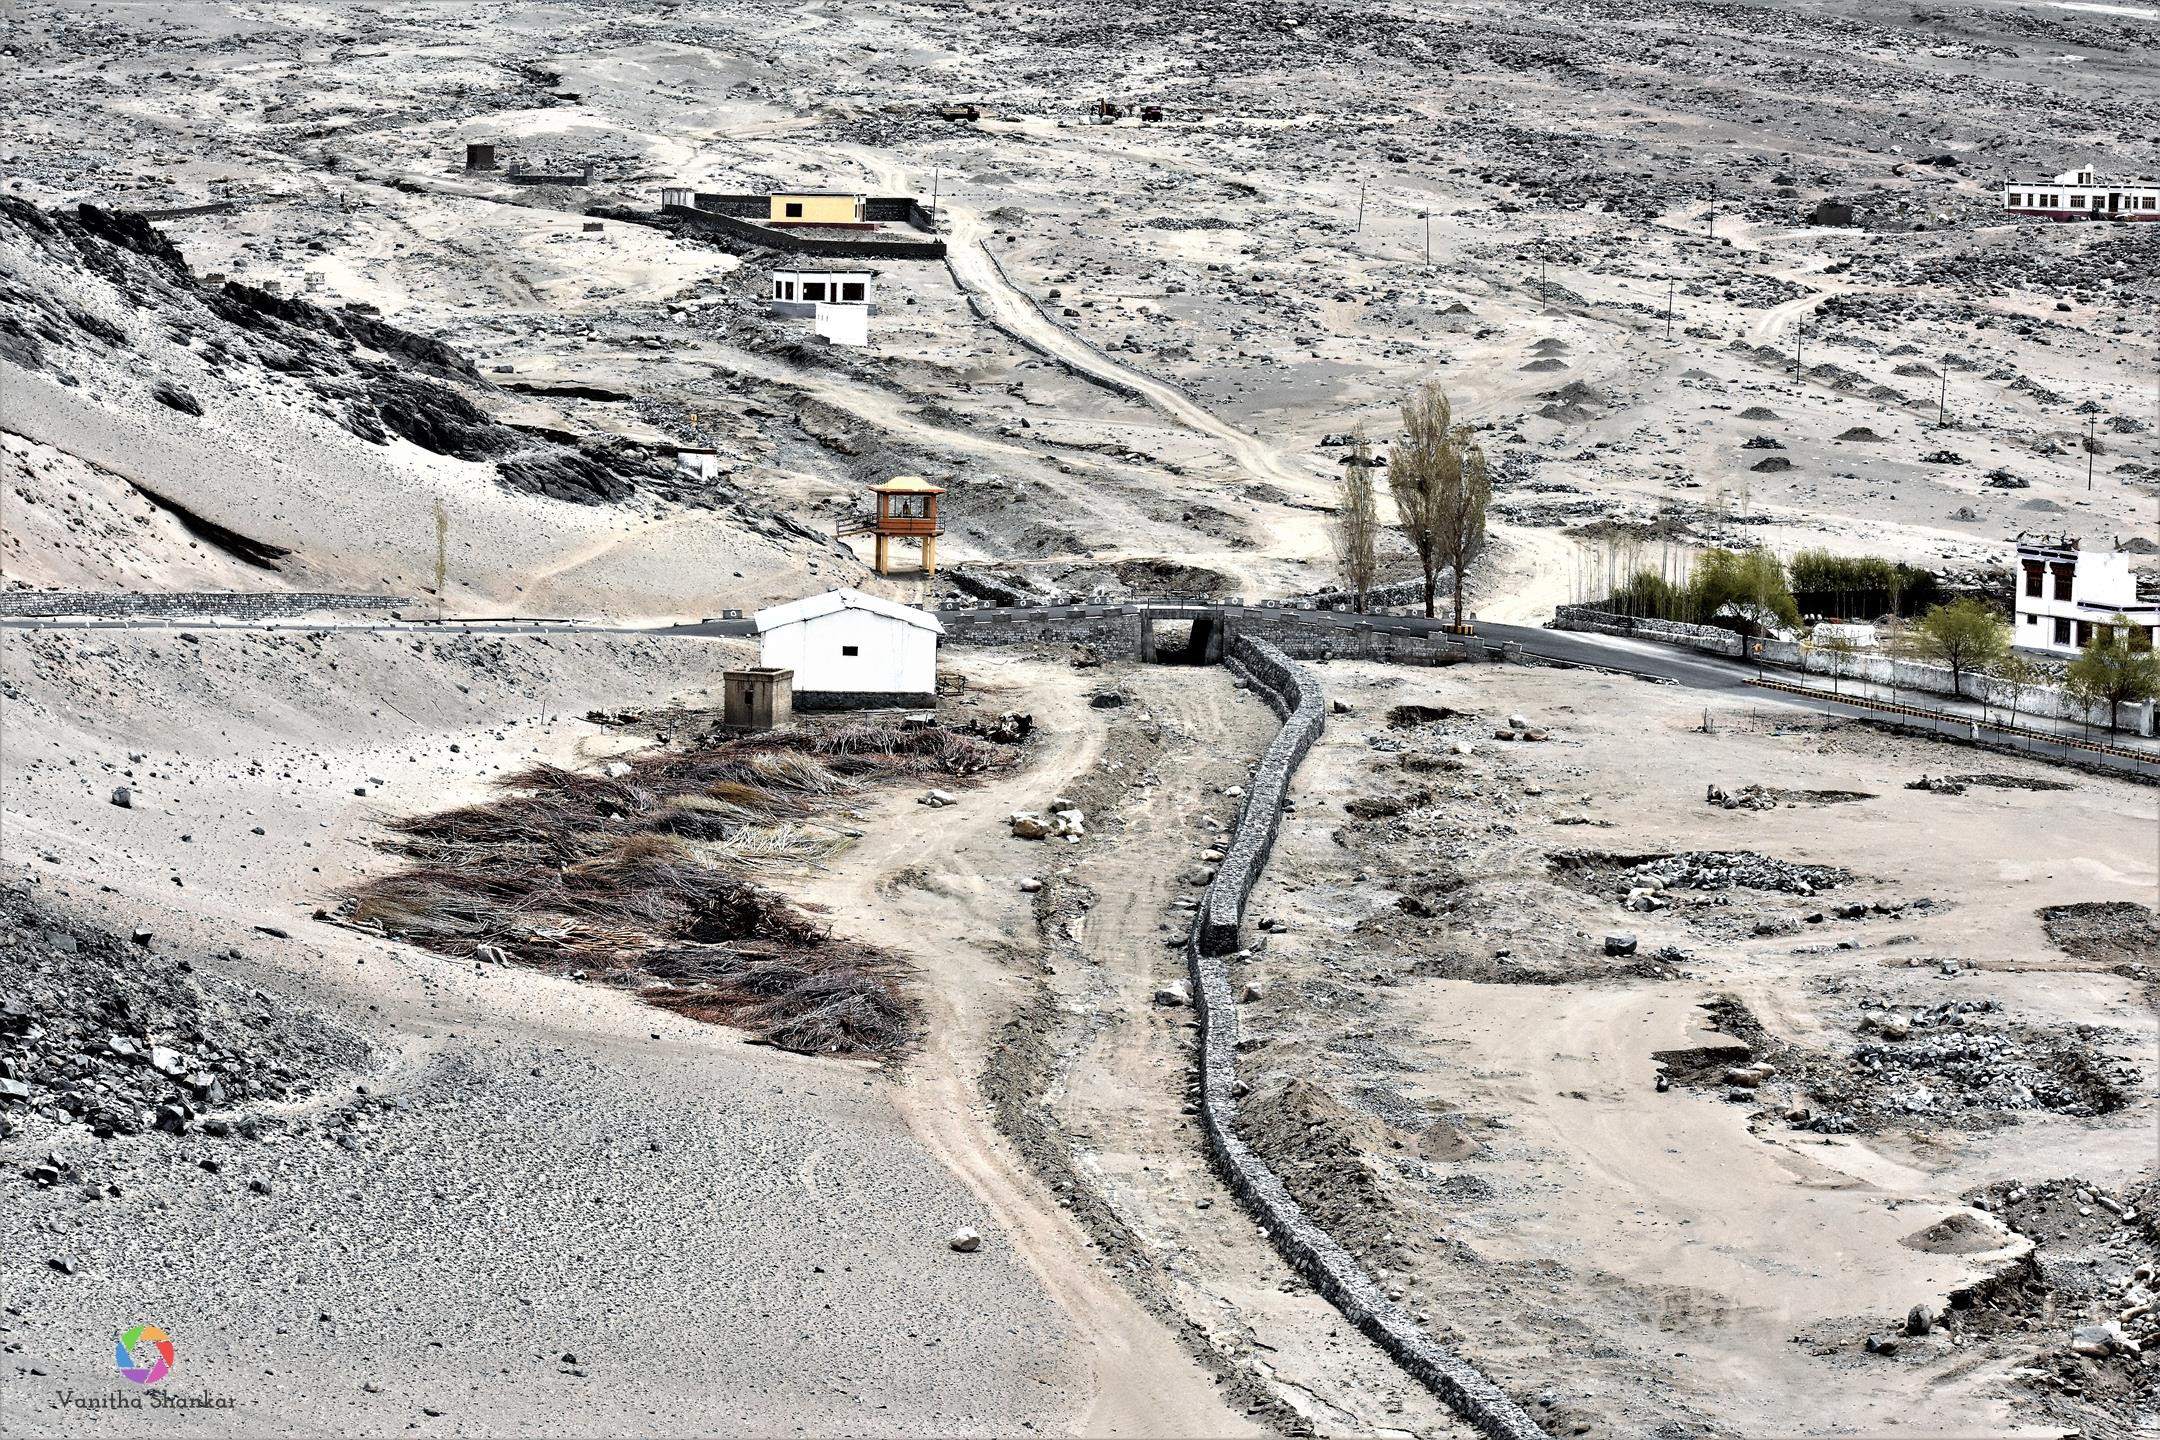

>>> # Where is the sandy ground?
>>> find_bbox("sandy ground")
[3,0,2158,1434]
[1242,657,2158,1436]
[0,628,1231,1437]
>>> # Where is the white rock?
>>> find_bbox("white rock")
[603,760,633,778]
[948,1227,983,1253]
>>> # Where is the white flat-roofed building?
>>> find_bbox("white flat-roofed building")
[770,267,876,317]
[2013,532,2160,654]
[2002,165,2160,222]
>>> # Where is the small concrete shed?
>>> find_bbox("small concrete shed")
[753,588,942,710]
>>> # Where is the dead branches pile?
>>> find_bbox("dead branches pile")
[340,719,1013,1056]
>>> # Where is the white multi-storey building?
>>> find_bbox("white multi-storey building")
[2001,165,2160,222]
[2013,532,2160,655]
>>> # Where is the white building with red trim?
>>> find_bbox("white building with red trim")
[2002,165,2160,221]
[2013,532,2160,656]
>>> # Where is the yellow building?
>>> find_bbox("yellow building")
[769,192,865,226]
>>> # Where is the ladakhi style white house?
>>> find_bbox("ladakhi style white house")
[753,588,942,710]
[2013,532,2160,656]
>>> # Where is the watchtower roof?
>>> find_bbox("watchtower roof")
[872,474,946,494]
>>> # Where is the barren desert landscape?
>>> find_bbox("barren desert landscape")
[2,0,2156,1436]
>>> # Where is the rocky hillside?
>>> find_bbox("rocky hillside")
[0,200,821,614]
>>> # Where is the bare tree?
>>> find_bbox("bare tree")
[1331,426,1381,613]
[1386,382,1490,626]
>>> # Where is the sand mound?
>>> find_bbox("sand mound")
[1901,1212,2009,1255]
[1531,338,1573,356]
[1519,357,1569,372]
[1738,406,1782,421]
[1750,456,1794,472]
[1837,426,1884,441]
[1540,380,1608,407]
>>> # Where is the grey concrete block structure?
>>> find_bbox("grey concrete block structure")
[721,666,793,732]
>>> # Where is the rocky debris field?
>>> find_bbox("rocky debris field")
[1948,1176,2160,1437]
[1653,990,2140,1135]
[0,883,361,1144]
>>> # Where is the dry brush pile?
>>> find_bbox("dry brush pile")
[339,721,1011,1056]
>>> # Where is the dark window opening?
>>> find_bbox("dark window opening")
[2054,617,2071,645]
[2023,564,2042,598]
[841,282,865,302]
[841,644,859,657]
[784,202,804,218]
[803,282,828,302]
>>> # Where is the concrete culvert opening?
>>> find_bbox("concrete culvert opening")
[1143,614,1221,664]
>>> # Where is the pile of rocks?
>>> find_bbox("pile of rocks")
[1627,850,1850,895]
[1010,797,1086,842]
[1851,1022,2134,1118]
[0,885,357,1141]
[1491,713,1551,742]
[1706,783,1778,810]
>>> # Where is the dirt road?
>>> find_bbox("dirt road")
[787,654,1474,1437]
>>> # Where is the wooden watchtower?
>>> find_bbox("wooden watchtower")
[839,475,945,576]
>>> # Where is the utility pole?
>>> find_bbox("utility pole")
[1356,177,1366,233]
[2086,413,2097,490]
[1665,277,1675,342]
[1422,208,1430,268]
[1794,317,1802,373]
[1539,251,1549,313]
[932,165,941,214]
[1937,357,1948,428]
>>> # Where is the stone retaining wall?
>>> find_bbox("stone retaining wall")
[792,689,938,712]
[940,610,1144,651]
[0,591,409,620]
[1188,635,1549,1440]
[1227,617,1482,668]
